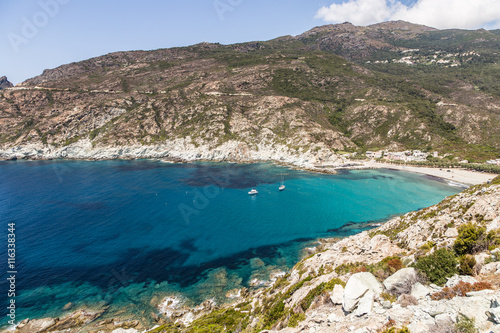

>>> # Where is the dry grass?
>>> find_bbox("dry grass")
[480,274,500,289]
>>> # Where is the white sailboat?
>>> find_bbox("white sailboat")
[279,174,285,191]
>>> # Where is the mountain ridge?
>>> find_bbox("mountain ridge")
[1,21,500,163]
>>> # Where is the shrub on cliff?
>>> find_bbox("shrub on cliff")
[454,223,500,255]
[454,223,486,256]
[458,255,477,276]
[430,281,492,300]
[455,314,478,333]
[413,248,458,286]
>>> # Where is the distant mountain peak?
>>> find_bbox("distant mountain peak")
[368,20,437,32]
[0,76,13,90]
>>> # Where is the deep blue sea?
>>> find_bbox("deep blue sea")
[0,160,461,327]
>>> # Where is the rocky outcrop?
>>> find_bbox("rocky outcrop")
[0,76,13,90]
[13,308,106,333]
[0,138,345,172]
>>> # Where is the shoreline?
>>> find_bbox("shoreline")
[1,148,497,185]
[359,160,497,186]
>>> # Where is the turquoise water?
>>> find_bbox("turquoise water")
[0,160,461,327]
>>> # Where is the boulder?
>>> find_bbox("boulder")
[329,284,344,305]
[434,313,455,326]
[445,275,477,288]
[343,272,383,312]
[444,228,458,237]
[383,268,417,292]
[354,290,374,317]
[381,300,392,309]
[474,253,490,266]
[481,262,500,275]
[411,282,431,299]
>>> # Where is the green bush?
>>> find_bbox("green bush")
[491,175,500,185]
[262,300,287,329]
[186,309,249,333]
[454,223,486,256]
[299,278,345,312]
[458,255,477,276]
[288,313,306,327]
[455,315,478,333]
[413,248,458,286]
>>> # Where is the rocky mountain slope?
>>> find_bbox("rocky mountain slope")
[1,21,500,163]
[8,178,500,333]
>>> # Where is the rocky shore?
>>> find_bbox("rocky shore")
[0,139,346,173]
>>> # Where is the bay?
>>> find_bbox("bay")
[0,160,461,327]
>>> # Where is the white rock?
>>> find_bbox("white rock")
[329,284,344,305]
[383,268,417,291]
[355,290,375,317]
[327,313,339,323]
[425,302,449,317]
[445,275,477,288]
[474,253,490,266]
[343,272,383,312]
[481,262,500,275]
[381,300,392,309]
[465,290,495,297]
[178,312,195,326]
[411,282,431,299]
[407,319,435,333]
[353,328,370,333]
[444,228,458,237]
[434,313,455,326]
[111,329,139,333]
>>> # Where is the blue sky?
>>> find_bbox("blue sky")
[1,0,498,84]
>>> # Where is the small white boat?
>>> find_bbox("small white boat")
[248,189,258,195]
[279,173,285,191]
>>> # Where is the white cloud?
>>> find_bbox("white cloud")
[315,0,500,29]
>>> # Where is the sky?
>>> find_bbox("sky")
[1,0,499,85]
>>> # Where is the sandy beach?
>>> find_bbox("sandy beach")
[360,160,497,186]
